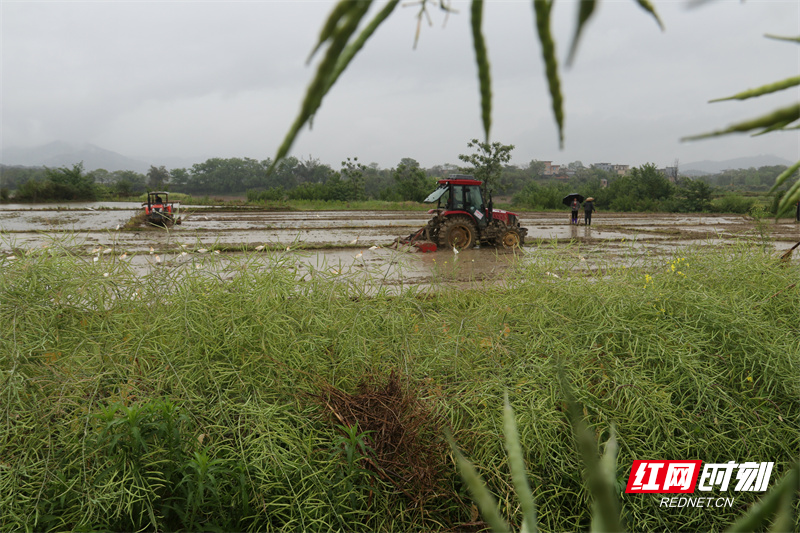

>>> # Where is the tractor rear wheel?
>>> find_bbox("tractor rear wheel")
[441,216,477,250]
[497,228,522,248]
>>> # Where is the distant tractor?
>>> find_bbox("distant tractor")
[414,175,527,250]
[142,191,181,227]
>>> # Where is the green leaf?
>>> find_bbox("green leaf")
[769,159,800,193]
[566,0,597,67]
[710,76,800,102]
[559,368,623,533]
[765,33,800,43]
[308,1,361,63]
[326,0,402,94]
[632,0,664,31]
[775,173,800,217]
[681,103,800,141]
[445,428,511,533]
[725,464,799,533]
[533,0,565,149]
[270,1,372,173]
[503,392,539,533]
[471,0,492,142]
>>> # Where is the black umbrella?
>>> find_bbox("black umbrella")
[562,193,585,206]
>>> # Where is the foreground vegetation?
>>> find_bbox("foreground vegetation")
[1,243,798,531]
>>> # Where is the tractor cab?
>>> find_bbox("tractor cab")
[424,175,490,227]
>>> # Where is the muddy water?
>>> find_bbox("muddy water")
[2,204,798,284]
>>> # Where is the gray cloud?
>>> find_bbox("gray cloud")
[2,0,798,170]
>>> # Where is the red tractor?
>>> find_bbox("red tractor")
[142,191,181,227]
[419,175,527,250]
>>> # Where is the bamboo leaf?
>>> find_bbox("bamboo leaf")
[503,392,539,533]
[681,103,800,141]
[471,0,492,142]
[534,0,565,148]
[710,76,800,102]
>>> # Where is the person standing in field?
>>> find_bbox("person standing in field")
[583,197,596,226]
[570,198,580,225]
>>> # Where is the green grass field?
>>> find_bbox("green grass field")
[1,242,798,531]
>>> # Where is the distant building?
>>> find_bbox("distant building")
[611,164,629,176]
[592,163,629,176]
[658,166,678,183]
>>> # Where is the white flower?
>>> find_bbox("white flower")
[149,246,154,254]
[180,251,188,257]
[103,248,112,254]
[103,272,109,277]
[155,255,161,263]
[255,245,265,251]
[120,253,128,260]
[369,245,378,250]
[213,250,220,255]
[197,248,208,254]
[93,256,99,263]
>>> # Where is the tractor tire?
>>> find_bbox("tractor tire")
[441,216,477,250]
[497,228,522,249]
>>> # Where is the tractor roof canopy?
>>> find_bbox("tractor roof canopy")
[437,176,483,187]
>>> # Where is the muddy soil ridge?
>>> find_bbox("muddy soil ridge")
[1,203,798,285]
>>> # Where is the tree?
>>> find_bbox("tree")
[675,177,712,212]
[339,157,367,201]
[45,162,97,201]
[112,170,147,196]
[169,168,191,190]
[147,165,170,189]
[457,139,514,192]
[388,158,435,202]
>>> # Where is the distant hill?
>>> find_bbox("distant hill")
[1,142,151,173]
[682,154,793,176]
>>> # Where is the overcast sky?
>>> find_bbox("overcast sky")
[2,0,799,170]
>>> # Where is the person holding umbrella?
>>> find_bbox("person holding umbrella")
[583,197,596,225]
[563,193,584,225]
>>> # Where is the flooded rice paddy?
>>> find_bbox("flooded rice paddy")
[2,202,799,286]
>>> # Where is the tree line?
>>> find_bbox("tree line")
[1,145,795,215]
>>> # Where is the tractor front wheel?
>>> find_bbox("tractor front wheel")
[441,216,477,250]
[497,228,522,249]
